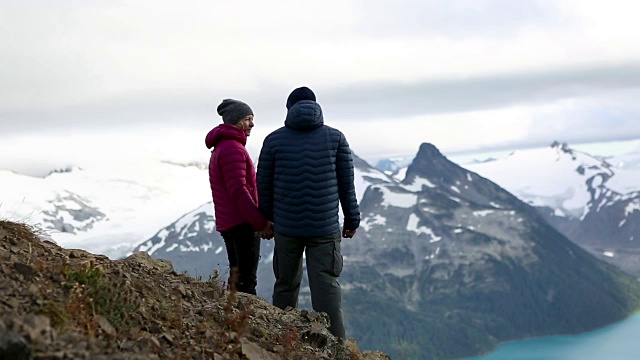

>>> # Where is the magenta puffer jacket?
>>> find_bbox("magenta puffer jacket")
[206,124,268,232]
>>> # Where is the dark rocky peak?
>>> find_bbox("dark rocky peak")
[403,143,454,182]
[550,140,572,153]
[401,143,528,211]
[550,141,579,160]
[47,166,81,176]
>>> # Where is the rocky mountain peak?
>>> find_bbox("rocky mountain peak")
[550,140,572,153]
[401,143,511,205]
[403,143,453,182]
[417,142,443,158]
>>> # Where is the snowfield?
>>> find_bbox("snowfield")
[466,144,640,218]
[0,162,211,258]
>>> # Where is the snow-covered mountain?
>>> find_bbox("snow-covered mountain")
[466,142,640,276]
[133,143,640,359]
[0,162,211,258]
[0,152,390,261]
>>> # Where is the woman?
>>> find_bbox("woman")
[205,98,273,295]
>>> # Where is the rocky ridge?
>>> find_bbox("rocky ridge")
[0,220,388,360]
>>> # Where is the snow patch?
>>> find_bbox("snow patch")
[354,167,394,202]
[146,238,166,255]
[404,177,436,191]
[379,187,417,208]
[178,242,213,252]
[425,247,441,260]
[162,242,178,252]
[625,201,640,217]
[407,214,442,242]
[473,210,494,217]
[361,214,387,231]
[156,229,170,242]
[394,167,408,182]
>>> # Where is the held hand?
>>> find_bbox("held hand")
[342,228,356,239]
[259,222,274,240]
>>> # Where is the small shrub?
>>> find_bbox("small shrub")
[62,261,139,333]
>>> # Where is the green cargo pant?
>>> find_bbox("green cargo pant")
[272,231,345,340]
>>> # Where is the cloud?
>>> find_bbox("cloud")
[321,61,640,120]
[3,89,640,177]
[1,0,640,175]
[1,0,639,114]
[352,0,562,38]
[338,88,640,160]
[2,61,639,137]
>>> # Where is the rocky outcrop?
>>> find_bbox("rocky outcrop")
[0,220,388,360]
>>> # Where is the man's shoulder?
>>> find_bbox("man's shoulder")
[264,126,288,140]
[323,125,344,137]
[264,125,345,144]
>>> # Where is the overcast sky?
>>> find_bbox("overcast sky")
[1,0,640,176]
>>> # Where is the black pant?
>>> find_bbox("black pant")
[220,223,260,295]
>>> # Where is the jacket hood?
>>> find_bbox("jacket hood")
[284,100,324,131]
[205,124,247,149]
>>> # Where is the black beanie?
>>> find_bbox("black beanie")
[286,87,316,110]
[217,99,253,124]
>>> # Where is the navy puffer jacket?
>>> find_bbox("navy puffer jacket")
[257,100,360,238]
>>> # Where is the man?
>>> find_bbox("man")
[206,98,274,295]
[257,87,360,341]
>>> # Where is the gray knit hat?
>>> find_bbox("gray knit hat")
[217,99,253,125]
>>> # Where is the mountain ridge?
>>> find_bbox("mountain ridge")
[138,143,640,359]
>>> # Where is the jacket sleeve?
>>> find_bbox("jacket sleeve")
[257,138,274,222]
[219,145,268,231]
[336,133,360,230]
